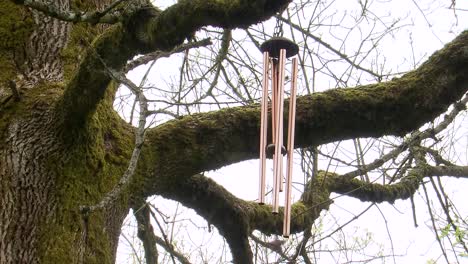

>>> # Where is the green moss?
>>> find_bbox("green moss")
[290,202,308,227]
[0,78,133,263]
[40,133,132,262]
[1,2,131,262]
[247,200,315,235]
[326,170,423,204]
[61,23,100,82]
[33,82,133,263]
[0,0,33,50]
[0,0,34,85]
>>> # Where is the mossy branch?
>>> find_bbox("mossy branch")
[145,168,466,259]
[324,165,468,204]
[136,30,468,198]
[57,24,134,128]
[129,0,292,52]
[156,174,254,264]
[126,30,468,262]
[326,171,423,204]
[57,0,291,131]
[133,203,159,264]
[12,0,125,24]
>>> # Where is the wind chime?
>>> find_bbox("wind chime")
[258,19,299,238]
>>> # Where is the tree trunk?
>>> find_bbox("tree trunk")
[0,0,131,263]
[0,91,131,263]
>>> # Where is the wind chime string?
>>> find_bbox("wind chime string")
[273,15,284,37]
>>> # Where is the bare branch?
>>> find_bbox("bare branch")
[249,235,291,261]
[58,0,291,129]
[422,183,451,263]
[125,38,212,72]
[153,235,191,264]
[342,93,468,180]
[426,165,468,178]
[276,15,382,79]
[120,232,144,264]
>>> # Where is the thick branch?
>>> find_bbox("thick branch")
[137,164,464,263]
[426,165,468,178]
[57,0,290,128]
[327,164,468,204]
[129,0,292,52]
[137,30,468,196]
[152,173,332,263]
[327,171,423,203]
[13,0,123,24]
[156,174,254,264]
[129,30,468,260]
[57,24,134,127]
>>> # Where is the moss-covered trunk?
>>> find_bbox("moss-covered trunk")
[0,0,297,262]
[0,1,132,262]
[0,88,132,263]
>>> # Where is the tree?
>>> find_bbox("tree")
[1,0,467,263]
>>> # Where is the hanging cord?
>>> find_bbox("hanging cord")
[273,15,284,37]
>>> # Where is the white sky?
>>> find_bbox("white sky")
[117,0,468,263]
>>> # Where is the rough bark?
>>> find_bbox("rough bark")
[0,0,130,262]
[0,98,60,263]
[1,0,468,263]
[0,84,133,263]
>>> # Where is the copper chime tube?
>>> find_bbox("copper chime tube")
[271,61,284,193]
[258,52,269,205]
[276,62,284,194]
[271,61,277,148]
[283,57,298,238]
[272,49,287,214]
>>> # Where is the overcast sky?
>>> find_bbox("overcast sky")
[117,1,468,263]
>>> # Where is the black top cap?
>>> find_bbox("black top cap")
[260,37,299,59]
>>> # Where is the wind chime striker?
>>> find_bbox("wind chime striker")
[258,35,299,238]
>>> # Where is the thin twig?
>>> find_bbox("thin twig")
[422,183,451,264]
[276,15,382,79]
[125,38,212,72]
[342,93,468,180]
[120,232,144,264]
[311,203,374,246]
[249,234,291,262]
[148,206,177,264]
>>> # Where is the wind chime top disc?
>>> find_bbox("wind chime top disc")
[260,37,299,59]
